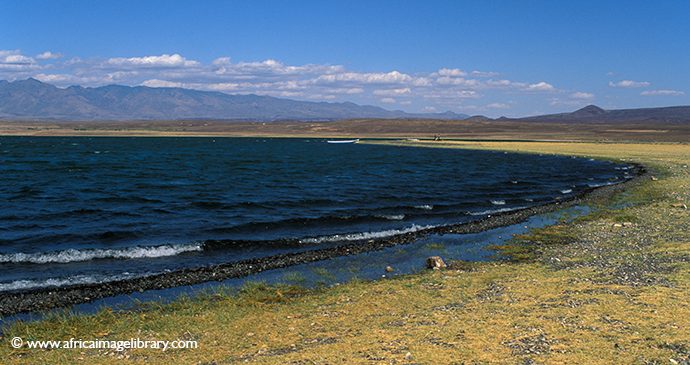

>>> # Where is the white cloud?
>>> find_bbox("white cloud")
[212,57,231,66]
[486,102,510,109]
[65,57,83,66]
[525,81,555,91]
[571,92,594,100]
[411,77,432,87]
[36,51,62,60]
[3,54,34,64]
[0,50,40,72]
[485,79,514,87]
[380,97,396,104]
[640,89,685,96]
[216,59,342,77]
[436,68,467,77]
[435,77,480,87]
[423,90,479,99]
[204,82,241,91]
[276,91,304,97]
[0,50,35,65]
[306,93,336,100]
[316,70,413,84]
[141,79,185,88]
[325,87,364,94]
[608,80,650,88]
[471,70,499,77]
[34,73,72,83]
[107,54,200,68]
[373,87,411,96]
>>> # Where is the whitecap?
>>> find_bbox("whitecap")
[299,224,435,244]
[490,200,506,205]
[414,204,433,210]
[0,243,203,264]
[560,189,573,194]
[468,206,526,216]
[0,272,154,292]
[375,214,405,220]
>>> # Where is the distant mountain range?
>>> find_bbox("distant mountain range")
[0,78,468,121]
[1,79,689,124]
[513,104,690,124]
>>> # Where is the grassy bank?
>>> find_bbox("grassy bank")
[2,141,689,364]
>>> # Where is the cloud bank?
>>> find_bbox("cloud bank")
[1,50,685,116]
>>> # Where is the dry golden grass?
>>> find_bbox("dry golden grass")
[1,141,689,364]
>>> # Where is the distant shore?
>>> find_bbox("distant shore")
[1,118,689,142]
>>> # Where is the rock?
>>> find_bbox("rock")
[622,222,633,227]
[404,352,413,360]
[612,223,623,228]
[385,266,394,273]
[671,203,687,209]
[426,256,447,270]
[651,176,658,181]
[447,259,474,271]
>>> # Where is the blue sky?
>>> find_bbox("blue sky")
[1,0,689,117]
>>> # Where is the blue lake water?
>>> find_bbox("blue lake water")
[0,137,632,292]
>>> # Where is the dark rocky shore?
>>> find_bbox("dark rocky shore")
[0,165,646,316]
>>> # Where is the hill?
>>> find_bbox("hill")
[0,79,469,121]
[519,104,690,124]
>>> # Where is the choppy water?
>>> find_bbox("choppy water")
[0,137,632,291]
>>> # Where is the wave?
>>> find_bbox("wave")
[0,243,202,264]
[490,200,506,205]
[0,272,153,292]
[375,214,405,220]
[94,196,164,204]
[207,210,423,234]
[299,224,436,244]
[7,229,145,247]
[468,206,526,216]
[560,189,573,194]
[587,181,617,188]
[414,205,434,210]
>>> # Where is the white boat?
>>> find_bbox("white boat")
[326,139,359,144]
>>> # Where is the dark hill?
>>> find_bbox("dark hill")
[519,104,690,124]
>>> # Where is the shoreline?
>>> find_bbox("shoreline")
[1,119,689,142]
[0,163,647,316]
